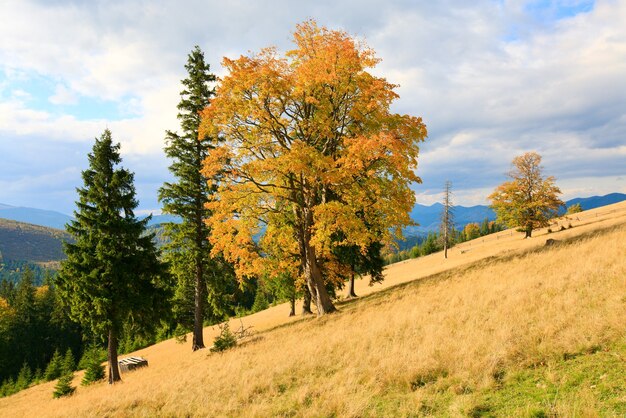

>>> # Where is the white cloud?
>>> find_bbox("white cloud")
[49,84,78,105]
[0,0,624,211]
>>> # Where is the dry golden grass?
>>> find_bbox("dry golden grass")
[1,202,625,417]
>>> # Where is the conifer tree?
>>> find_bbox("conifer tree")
[52,371,75,398]
[159,46,231,350]
[62,348,75,373]
[44,349,63,381]
[57,129,171,384]
[15,362,32,390]
[81,347,105,386]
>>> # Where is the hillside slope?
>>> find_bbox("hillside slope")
[0,219,69,263]
[1,201,625,417]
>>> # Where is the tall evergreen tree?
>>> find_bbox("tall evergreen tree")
[57,130,171,384]
[159,46,231,350]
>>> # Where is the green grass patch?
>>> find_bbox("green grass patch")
[378,340,626,417]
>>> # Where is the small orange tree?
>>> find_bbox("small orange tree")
[200,21,427,315]
[489,152,564,238]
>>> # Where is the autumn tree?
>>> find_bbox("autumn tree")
[159,46,233,350]
[463,223,480,241]
[566,203,582,215]
[200,20,427,315]
[489,152,564,238]
[58,130,171,383]
[439,181,454,259]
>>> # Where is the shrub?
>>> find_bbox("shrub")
[210,322,237,352]
[566,203,583,215]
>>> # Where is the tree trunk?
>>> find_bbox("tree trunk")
[525,224,532,238]
[192,261,205,351]
[303,243,336,315]
[107,327,121,384]
[302,287,313,315]
[289,295,296,317]
[295,203,335,315]
[347,272,357,298]
[444,242,448,259]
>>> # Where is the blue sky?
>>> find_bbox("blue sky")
[0,0,625,215]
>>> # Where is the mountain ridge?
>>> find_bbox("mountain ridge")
[1,192,624,235]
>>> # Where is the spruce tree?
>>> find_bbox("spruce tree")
[81,347,105,386]
[57,129,171,384]
[15,362,32,390]
[158,46,231,350]
[62,348,75,373]
[52,372,75,398]
[44,349,63,381]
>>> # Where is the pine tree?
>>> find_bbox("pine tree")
[15,362,32,390]
[44,349,63,381]
[52,372,75,398]
[57,129,171,384]
[158,46,232,350]
[81,347,105,386]
[62,348,75,373]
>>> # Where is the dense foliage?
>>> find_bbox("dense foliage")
[0,268,82,396]
[57,130,172,383]
[201,20,426,315]
[489,152,564,238]
[159,46,236,350]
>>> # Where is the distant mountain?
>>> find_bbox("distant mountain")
[0,218,72,284]
[0,203,182,230]
[0,218,70,263]
[406,192,626,234]
[562,192,626,212]
[0,204,73,230]
[1,192,624,246]
[407,203,495,234]
[145,214,180,226]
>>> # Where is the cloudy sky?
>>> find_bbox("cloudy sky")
[1,0,625,215]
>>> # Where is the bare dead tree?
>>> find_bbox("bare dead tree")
[440,181,455,259]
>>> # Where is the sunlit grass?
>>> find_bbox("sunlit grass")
[1,202,625,417]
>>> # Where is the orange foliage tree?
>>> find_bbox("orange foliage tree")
[463,223,480,241]
[200,21,427,315]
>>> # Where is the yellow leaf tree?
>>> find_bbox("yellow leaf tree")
[489,152,564,238]
[200,20,427,315]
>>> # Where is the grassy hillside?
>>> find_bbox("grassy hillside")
[0,219,69,283]
[1,202,625,417]
[0,219,69,263]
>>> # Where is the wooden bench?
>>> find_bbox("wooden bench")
[118,356,148,373]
